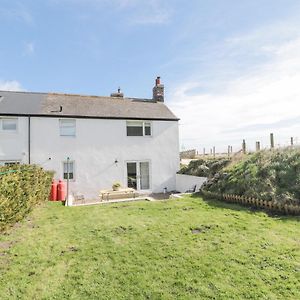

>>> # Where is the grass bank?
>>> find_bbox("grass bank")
[0,196,299,299]
[203,148,300,205]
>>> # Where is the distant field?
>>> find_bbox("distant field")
[0,196,299,299]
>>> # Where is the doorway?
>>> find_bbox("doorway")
[126,161,150,190]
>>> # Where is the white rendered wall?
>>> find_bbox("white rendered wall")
[0,116,29,164]
[28,117,180,198]
[176,174,207,193]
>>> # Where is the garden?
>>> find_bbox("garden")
[1,196,299,299]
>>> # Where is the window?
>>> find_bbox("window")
[59,119,76,136]
[0,161,20,166]
[126,121,152,136]
[63,161,74,180]
[4,161,20,166]
[144,122,151,136]
[0,118,17,132]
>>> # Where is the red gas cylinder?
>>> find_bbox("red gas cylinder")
[49,179,58,201]
[57,180,66,201]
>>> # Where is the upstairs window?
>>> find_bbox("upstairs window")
[0,118,18,132]
[59,119,76,136]
[126,121,152,136]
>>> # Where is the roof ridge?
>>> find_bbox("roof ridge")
[0,90,154,102]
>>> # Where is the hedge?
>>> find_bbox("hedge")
[0,164,53,231]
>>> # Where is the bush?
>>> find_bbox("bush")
[178,158,231,178]
[202,148,300,205]
[0,164,53,231]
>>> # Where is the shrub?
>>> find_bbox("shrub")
[0,164,53,231]
[178,158,231,178]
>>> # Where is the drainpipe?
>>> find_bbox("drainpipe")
[66,157,70,201]
[28,116,31,164]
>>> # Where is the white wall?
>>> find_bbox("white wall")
[176,174,207,193]
[0,117,29,164]
[0,116,179,198]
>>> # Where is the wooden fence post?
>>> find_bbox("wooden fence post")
[242,139,246,154]
[270,133,274,149]
[256,141,260,152]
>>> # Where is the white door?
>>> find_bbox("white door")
[126,161,150,190]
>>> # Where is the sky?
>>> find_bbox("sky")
[1,0,300,152]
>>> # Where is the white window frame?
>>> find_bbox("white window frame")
[126,120,152,137]
[62,160,75,181]
[59,119,76,137]
[0,160,21,166]
[125,160,152,191]
[0,117,18,133]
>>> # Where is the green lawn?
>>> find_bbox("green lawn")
[0,196,299,299]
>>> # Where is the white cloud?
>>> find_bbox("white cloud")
[24,42,35,55]
[170,21,300,152]
[0,80,24,91]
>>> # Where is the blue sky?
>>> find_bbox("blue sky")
[1,0,300,151]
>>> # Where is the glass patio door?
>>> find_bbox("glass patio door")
[139,162,150,190]
[127,162,137,189]
[127,161,150,190]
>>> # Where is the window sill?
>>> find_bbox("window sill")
[126,135,152,138]
[60,135,76,138]
[0,131,18,134]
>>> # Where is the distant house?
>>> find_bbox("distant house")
[0,77,180,198]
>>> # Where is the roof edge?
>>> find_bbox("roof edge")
[0,113,180,121]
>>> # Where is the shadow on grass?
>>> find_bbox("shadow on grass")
[191,192,300,222]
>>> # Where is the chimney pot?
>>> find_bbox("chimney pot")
[156,76,161,86]
[110,87,124,98]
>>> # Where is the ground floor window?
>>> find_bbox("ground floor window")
[0,160,20,166]
[63,161,74,180]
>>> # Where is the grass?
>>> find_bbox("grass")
[0,195,299,299]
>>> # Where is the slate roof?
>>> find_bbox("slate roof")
[0,91,179,121]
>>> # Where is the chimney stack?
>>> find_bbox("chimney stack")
[153,76,164,102]
[110,87,124,98]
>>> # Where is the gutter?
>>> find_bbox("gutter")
[0,113,180,122]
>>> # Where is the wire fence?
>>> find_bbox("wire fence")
[181,133,299,159]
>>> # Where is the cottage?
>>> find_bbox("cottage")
[0,77,180,198]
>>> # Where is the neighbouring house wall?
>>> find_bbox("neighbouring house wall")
[0,116,29,164]
[25,117,179,198]
[176,174,207,193]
